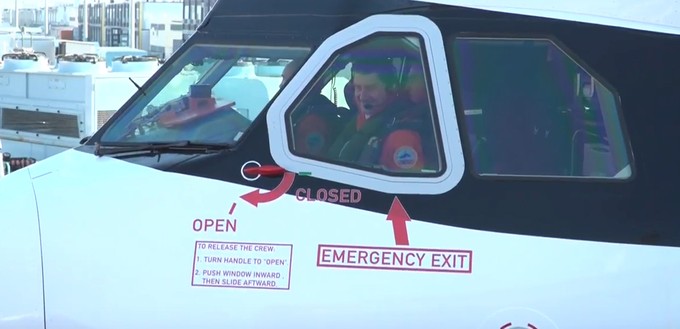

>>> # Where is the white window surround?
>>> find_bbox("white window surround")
[266,14,464,195]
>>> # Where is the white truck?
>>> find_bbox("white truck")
[0,42,161,170]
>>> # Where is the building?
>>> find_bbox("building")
[77,0,183,57]
[2,2,77,34]
[182,0,217,42]
[1,1,185,58]
[149,19,183,59]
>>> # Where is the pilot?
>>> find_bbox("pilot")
[326,57,426,172]
[282,59,341,156]
[399,61,439,170]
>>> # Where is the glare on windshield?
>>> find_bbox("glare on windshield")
[99,44,310,145]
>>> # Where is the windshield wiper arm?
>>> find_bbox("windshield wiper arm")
[94,141,231,157]
[129,77,146,96]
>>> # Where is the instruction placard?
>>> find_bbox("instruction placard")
[192,241,293,290]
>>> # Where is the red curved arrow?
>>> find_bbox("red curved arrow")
[240,172,296,207]
[387,196,411,245]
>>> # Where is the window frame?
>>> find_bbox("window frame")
[267,14,465,195]
[448,32,636,183]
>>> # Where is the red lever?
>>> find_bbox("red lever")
[243,165,286,177]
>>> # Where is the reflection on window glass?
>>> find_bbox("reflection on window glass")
[100,44,310,144]
[286,34,442,175]
[451,37,632,179]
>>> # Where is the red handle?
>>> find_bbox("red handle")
[243,165,286,177]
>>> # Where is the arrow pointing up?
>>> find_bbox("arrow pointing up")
[387,196,411,246]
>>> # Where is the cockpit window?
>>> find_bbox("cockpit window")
[284,34,444,176]
[99,44,310,145]
[450,37,633,180]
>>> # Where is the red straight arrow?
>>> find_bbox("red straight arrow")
[387,196,411,246]
[240,172,296,207]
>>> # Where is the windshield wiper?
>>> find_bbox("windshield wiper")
[94,140,231,157]
[129,77,146,96]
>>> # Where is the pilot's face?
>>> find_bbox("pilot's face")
[353,72,390,116]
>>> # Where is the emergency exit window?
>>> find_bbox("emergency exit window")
[285,34,444,176]
[450,37,633,180]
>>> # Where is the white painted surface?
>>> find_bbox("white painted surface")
[0,168,44,329]
[0,149,672,328]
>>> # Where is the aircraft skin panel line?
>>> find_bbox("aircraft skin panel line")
[0,168,45,329]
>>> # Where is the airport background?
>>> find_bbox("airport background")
[0,0,218,175]
[1,0,218,59]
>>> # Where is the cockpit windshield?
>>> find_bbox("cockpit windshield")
[99,44,310,145]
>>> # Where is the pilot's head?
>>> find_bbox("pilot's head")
[351,58,398,116]
[406,62,427,105]
[280,59,303,89]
